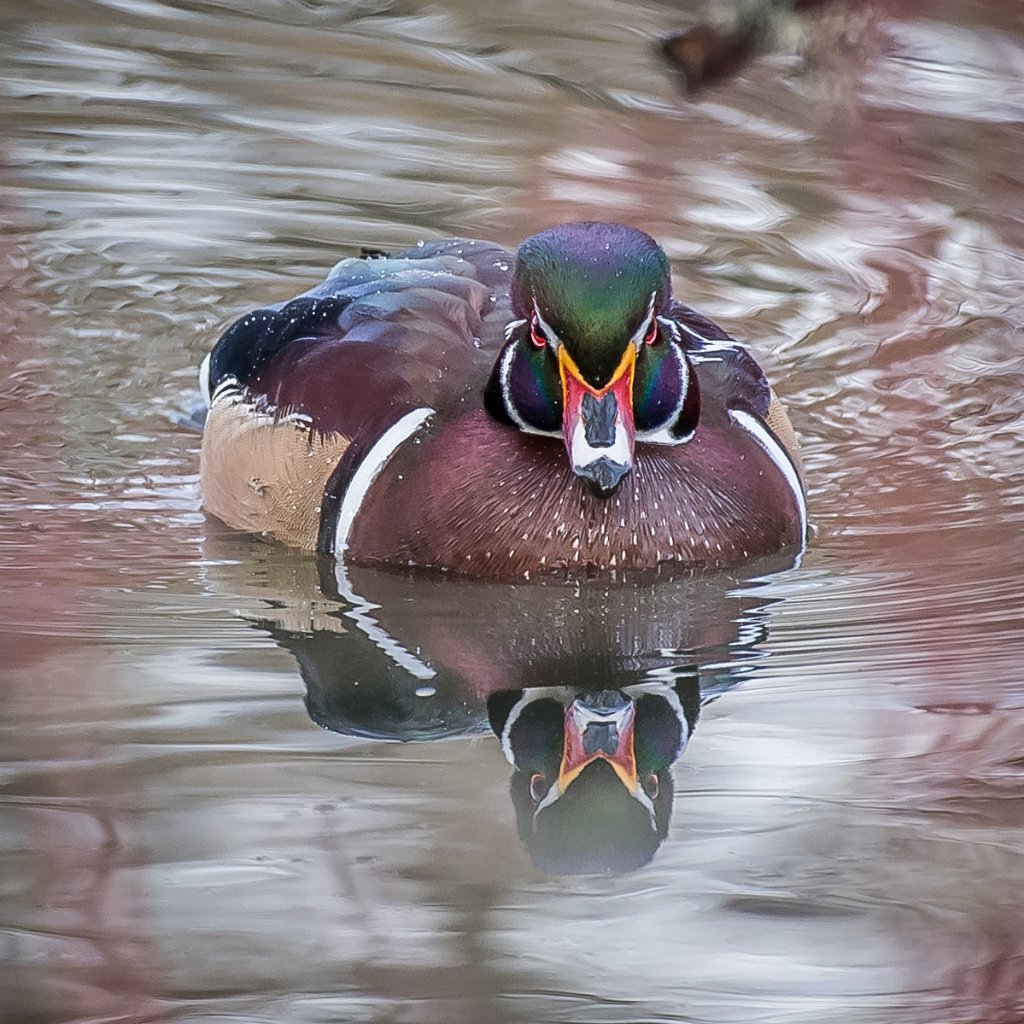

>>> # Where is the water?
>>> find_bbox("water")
[2,1,1023,1021]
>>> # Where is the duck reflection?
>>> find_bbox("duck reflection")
[229,547,791,873]
[489,681,700,874]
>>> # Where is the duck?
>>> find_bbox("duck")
[199,221,806,580]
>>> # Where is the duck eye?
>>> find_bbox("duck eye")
[529,773,547,802]
[643,318,659,346]
[529,316,548,350]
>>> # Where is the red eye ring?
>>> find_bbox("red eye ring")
[529,773,547,802]
[643,319,659,346]
[529,316,547,350]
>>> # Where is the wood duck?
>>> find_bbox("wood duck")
[200,221,806,580]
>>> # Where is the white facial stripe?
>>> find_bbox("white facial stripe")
[534,781,563,815]
[504,317,526,341]
[675,319,708,344]
[672,316,743,356]
[500,687,578,766]
[500,343,531,432]
[656,315,681,343]
[532,302,561,350]
[501,344,561,438]
[630,291,658,348]
[728,408,808,544]
[630,783,658,827]
[623,677,693,757]
[333,406,434,556]
[635,340,692,446]
[499,698,527,765]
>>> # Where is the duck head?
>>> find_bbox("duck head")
[485,222,700,497]
[488,683,700,874]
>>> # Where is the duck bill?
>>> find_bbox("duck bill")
[558,345,636,497]
[557,695,638,795]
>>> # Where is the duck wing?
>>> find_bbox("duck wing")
[666,301,773,422]
[203,238,515,439]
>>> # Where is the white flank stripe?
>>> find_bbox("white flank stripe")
[332,561,437,681]
[729,408,808,545]
[333,406,435,556]
[330,405,437,681]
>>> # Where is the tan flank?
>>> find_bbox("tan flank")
[200,399,349,550]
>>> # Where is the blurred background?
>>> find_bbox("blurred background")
[1,1,1023,1021]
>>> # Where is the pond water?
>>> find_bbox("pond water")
[2,0,1023,1021]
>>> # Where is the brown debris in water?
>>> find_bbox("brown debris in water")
[661,0,862,97]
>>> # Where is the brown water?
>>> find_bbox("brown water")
[2,1,1024,1021]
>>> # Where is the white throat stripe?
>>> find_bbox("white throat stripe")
[333,407,435,556]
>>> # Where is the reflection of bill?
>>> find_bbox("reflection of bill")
[489,682,701,874]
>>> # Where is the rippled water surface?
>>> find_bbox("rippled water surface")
[2,1,1024,1021]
